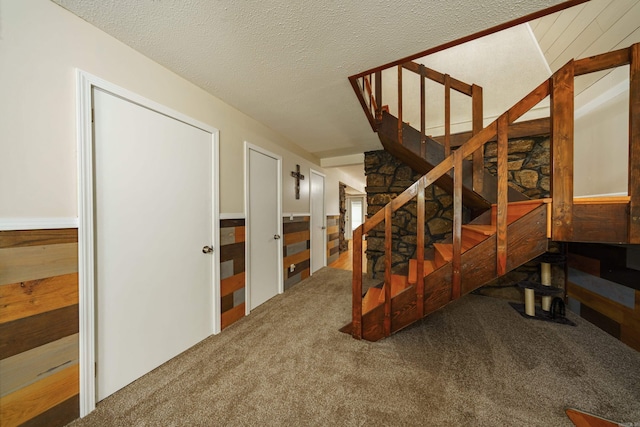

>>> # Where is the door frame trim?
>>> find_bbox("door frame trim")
[244,142,283,314]
[76,70,220,417]
[309,169,326,273]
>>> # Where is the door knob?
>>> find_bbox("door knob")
[274,234,281,240]
[321,226,326,230]
[202,246,214,254]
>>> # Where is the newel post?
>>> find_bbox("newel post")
[629,43,640,243]
[352,226,363,339]
[550,60,575,241]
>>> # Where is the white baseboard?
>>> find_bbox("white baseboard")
[0,218,79,231]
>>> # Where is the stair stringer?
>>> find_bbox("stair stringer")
[424,203,548,314]
[356,203,548,342]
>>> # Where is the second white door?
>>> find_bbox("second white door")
[247,146,281,310]
[310,170,326,273]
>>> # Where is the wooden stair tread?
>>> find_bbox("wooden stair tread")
[408,259,436,284]
[377,274,409,303]
[461,224,496,235]
[362,288,382,313]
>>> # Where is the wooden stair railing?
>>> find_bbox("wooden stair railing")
[353,61,488,197]
[347,42,640,341]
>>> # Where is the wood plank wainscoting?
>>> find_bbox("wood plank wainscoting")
[326,215,340,265]
[220,219,246,330]
[567,243,640,352]
[283,216,310,290]
[0,229,80,427]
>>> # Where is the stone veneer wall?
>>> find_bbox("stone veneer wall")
[365,134,562,294]
[338,183,348,253]
[476,134,566,300]
[365,150,459,279]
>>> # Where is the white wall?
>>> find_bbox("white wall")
[574,68,630,197]
[0,0,362,220]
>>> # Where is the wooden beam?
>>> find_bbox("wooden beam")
[629,43,640,243]
[574,47,631,76]
[402,62,473,96]
[351,226,363,339]
[397,65,403,145]
[550,60,575,241]
[444,74,451,157]
[452,151,463,299]
[496,114,508,276]
[420,64,426,159]
[416,182,425,318]
[432,117,551,147]
[508,79,551,124]
[472,84,484,193]
[384,205,392,337]
[375,70,382,120]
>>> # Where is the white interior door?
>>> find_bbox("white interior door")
[93,88,214,401]
[247,146,281,310]
[310,170,326,273]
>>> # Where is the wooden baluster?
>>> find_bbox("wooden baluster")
[420,64,426,159]
[472,84,484,193]
[550,60,575,241]
[496,114,508,276]
[352,226,363,339]
[452,150,462,299]
[398,65,403,145]
[629,43,640,243]
[384,205,392,336]
[375,70,382,120]
[416,181,425,317]
[444,74,451,157]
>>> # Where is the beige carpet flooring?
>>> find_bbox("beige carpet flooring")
[70,267,640,426]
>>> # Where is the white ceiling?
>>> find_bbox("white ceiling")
[51,0,568,159]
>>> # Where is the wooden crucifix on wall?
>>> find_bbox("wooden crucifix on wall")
[291,164,305,199]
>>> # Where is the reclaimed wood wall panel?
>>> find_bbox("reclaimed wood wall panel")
[283,216,310,290]
[0,243,78,286]
[0,334,78,397]
[567,243,640,352]
[219,219,246,330]
[327,215,340,265]
[0,273,78,323]
[0,364,78,427]
[221,303,245,330]
[0,228,80,427]
[0,229,78,249]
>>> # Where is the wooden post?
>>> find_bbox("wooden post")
[496,114,509,276]
[629,43,640,243]
[384,205,392,337]
[472,84,484,193]
[444,74,451,157]
[352,226,363,339]
[416,182,425,318]
[420,64,426,159]
[398,65,403,145]
[550,61,575,241]
[452,151,462,299]
[375,71,382,120]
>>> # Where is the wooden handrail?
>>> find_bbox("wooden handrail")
[402,61,473,96]
[350,42,640,337]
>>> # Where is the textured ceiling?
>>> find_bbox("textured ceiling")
[52,0,567,158]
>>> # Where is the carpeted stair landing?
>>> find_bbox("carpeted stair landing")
[69,267,640,426]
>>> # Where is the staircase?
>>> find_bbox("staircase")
[342,43,640,341]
